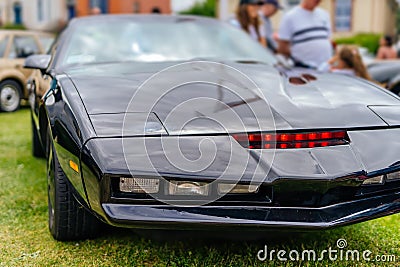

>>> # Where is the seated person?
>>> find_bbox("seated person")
[329,45,371,80]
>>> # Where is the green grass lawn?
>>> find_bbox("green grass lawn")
[0,109,399,267]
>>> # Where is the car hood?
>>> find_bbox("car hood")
[64,62,400,136]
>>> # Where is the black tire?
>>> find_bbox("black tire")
[47,143,101,241]
[0,80,22,112]
[31,115,45,158]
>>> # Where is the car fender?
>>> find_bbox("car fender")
[39,79,91,209]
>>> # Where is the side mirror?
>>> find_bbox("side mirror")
[24,54,51,72]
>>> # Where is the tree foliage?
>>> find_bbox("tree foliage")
[1,23,26,30]
[335,33,381,54]
[179,0,216,18]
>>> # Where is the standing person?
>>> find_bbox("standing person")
[260,0,282,52]
[234,0,267,47]
[277,0,332,68]
[329,45,371,80]
[376,35,397,60]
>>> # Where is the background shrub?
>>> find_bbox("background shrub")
[1,23,26,30]
[179,0,216,18]
[335,33,381,55]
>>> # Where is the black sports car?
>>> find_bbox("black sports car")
[25,15,400,241]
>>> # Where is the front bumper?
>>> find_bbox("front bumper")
[82,128,400,230]
[102,191,400,230]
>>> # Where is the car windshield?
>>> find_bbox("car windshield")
[59,17,276,67]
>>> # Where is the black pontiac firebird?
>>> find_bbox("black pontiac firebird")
[25,15,400,241]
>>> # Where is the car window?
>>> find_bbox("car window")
[60,19,276,66]
[9,35,40,59]
[0,36,9,58]
[39,36,54,53]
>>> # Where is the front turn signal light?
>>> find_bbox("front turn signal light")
[69,160,79,173]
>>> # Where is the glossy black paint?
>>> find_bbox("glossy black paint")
[102,191,400,229]
[66,62,400,134]
[29,15,400,231]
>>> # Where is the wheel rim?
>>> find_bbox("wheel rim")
[0,85,20,112]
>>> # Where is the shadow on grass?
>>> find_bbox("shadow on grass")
[70,223,378,266]
[97,219,369,244]
[92,222,369,254]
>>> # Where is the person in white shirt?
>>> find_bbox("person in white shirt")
[235,0,267,47]
[277,0,333,68]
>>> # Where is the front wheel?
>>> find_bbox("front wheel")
[0,80,21,112]
[47,143,102,241]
